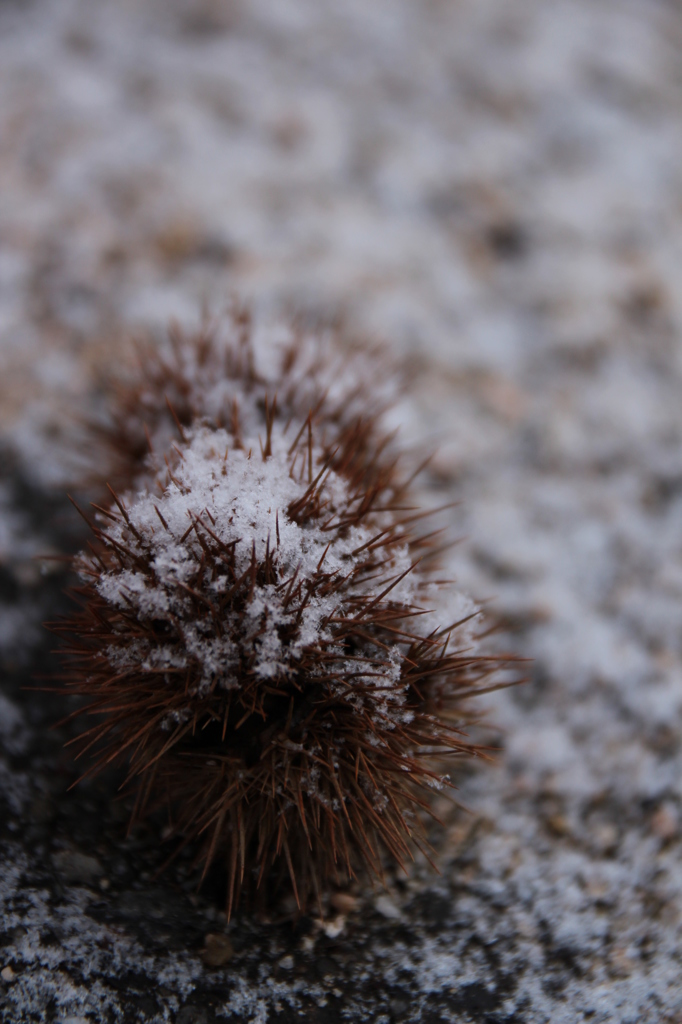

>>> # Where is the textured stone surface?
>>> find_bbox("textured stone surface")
[1,0,682,1021]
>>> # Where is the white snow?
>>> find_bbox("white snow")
[88,421,476,729]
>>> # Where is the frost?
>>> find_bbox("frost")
[87,422,474,727]
[0,845,204,1024]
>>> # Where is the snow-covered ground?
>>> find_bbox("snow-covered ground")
[1,0,682,1021]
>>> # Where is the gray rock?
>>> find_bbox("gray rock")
[52,850,104,886]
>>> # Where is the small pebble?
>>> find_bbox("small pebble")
[651,804,679,842]
[375,895,401,920]
[52,850,104,886]
[330,892,359,914]
[322,916,346,938]
[201,933,234,967]
[546,814,571,837]
[592,824,619,856]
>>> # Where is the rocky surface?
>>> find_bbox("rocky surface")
[1,0,682,1021]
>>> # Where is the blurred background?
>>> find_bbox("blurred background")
[1,1,682,1021]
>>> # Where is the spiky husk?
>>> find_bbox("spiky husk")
[54,319,499,915]
[99,307,399,497]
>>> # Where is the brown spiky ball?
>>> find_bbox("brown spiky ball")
[56,314,496,914]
